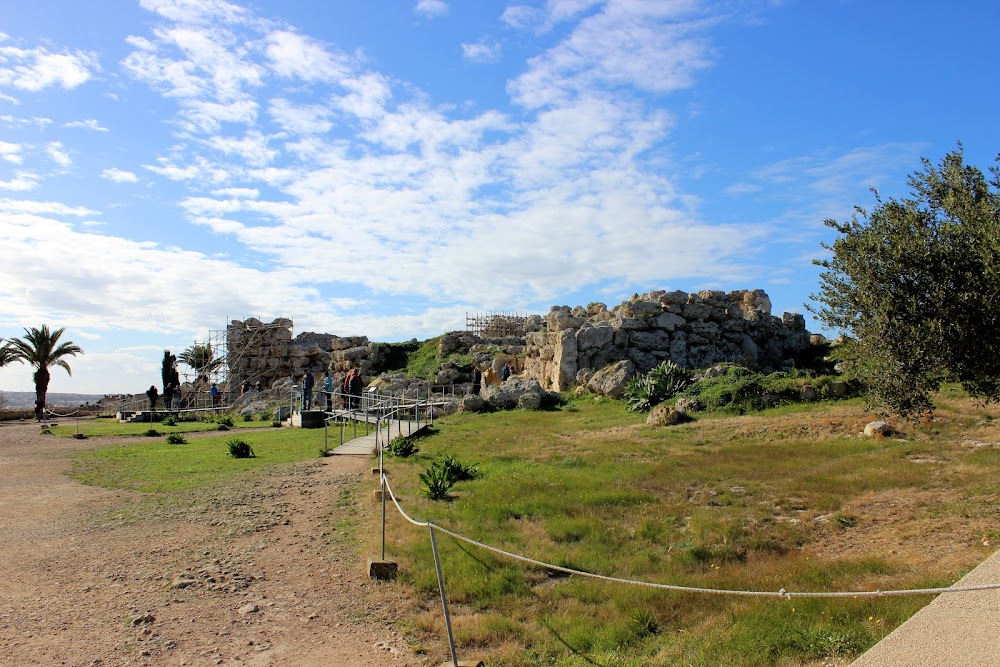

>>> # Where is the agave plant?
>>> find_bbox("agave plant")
[623,361,694,412]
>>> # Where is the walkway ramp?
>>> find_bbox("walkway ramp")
[329,418,426,456]
[850,548,1000,666]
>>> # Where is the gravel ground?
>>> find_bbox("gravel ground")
[0,419,427,667]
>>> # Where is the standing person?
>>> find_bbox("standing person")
[342,371,352,408]
[210,382,221,407]
[348,370,362,410]
[302,371,314,410]
[163,382,174,411]
[34,398,44,423]
[500,362,511,382]
[324,370,334,411]
[240,380,250,396]
[146,385,159,411]
[472,367,482,395]
[254,379,262,393]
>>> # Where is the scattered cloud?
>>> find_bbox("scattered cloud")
[46,141,72,168]
[0,43,98,91]
[65,118,109,131]
[0,140,23,164]
[462,39,502,63]
[415,0,448,18]
[102,168,140,183]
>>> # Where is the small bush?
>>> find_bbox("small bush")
[144,429,160,437]
[258,412,272,421]
[161,416,176,426]
[166,433,187,445]
[388,435,419,457]
[217,423,230,431]
[438,453,480,481]
[227,438,255,458]
[419,460,457,500]
[271,420,282,428]
[217,415,234,428]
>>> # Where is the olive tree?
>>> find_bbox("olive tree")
[809,146,1000,419]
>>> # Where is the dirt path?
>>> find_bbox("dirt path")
[0,420,426,667]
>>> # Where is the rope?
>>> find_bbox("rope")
[381,477,1000,600]
[44,408,81,418]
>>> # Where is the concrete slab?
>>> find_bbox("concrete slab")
[851,548,1000,666]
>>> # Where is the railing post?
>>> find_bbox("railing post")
[428,522,459,667]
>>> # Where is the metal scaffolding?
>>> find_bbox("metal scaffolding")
[465,311,529,338]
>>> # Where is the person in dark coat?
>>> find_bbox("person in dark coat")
[472,367,482,395]
[348,370,363,409]
[146,385,159,411]
[163,383,174,411]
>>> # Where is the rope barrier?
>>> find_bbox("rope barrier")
[43,408,81,418]
[381,477,1000,600]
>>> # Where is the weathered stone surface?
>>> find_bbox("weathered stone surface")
[482,378,546,409]
[646,403,692,426]
[799,385,817,401]
[577,323,615,351]
[864,421,891,437]
[587,360,635,398]
[459,394,486,412]
[518,392,542,410]
[674,397,702,413]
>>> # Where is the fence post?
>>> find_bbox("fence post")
[429,522,459,667]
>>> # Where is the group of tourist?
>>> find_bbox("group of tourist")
[299,369,363,412]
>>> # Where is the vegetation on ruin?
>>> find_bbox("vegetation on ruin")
[398,336,473,380]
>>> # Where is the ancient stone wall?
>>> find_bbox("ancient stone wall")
[523,289,812,392]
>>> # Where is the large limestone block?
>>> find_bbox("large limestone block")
[553,329,578,391]
[482,378,546,409]
[651,311,685,331]
[629,330,671,352]
[576,323,615,351]
[587,359,635,398]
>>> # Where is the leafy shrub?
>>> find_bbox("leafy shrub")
[419,460,457,500]
[217,423,230,431]
[144,428,160,437]
[217,415,234,427]
[387,435,419,457]
[438,453,480,481]
[165,433,187,445]
[258,412,272,421]
[271,420,282,428]
[623,360,693,412]
[227,438,255,458]
[161,416,176,426]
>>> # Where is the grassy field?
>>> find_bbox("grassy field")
[49,415,274,439]
[376,390,1000,666]
[69,426,331,493]
[62,392,1000,665]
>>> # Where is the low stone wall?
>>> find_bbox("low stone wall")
[523,289,812,392]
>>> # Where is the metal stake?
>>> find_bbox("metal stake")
[428,523,459,667]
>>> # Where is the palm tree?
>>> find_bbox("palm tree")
[0,339,17,368]
[179,343,222,381]
[7,325,83,411]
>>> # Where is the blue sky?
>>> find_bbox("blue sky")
[1,0,998,394]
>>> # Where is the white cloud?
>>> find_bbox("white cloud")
[265,30,350,83]
[268,98,333,135]
[414,0,448,18]
[102,168,140,183]
[46,141,72,168]
[0,171,40,191]
[0,44,98,91]
[65,118,109,132]
[0,140,23,164]
[462,40,502,64]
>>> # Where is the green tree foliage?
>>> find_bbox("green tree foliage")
[0,339,17,368]
[179,343,222,380]
[810,146,1000,418]
[7,325,83,410]
[161,349,181,388]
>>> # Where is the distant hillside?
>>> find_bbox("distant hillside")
[0,391,106,409]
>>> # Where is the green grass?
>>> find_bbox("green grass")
[377,392,1000,666]
[70,428,324,493]
[49,416,272,439]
